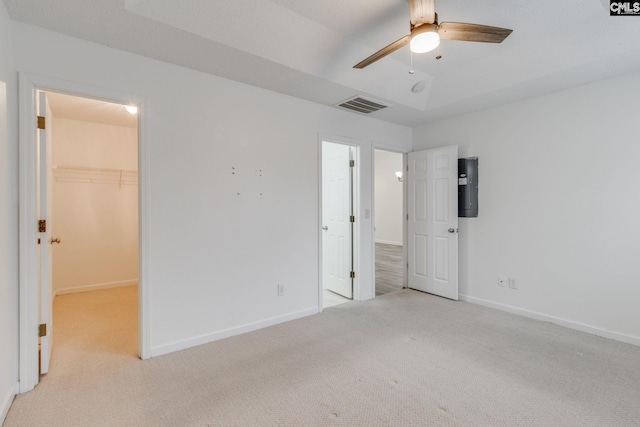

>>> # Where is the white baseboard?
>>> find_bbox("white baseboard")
[55,279,138,297]
[460,294,640,347]
[0,382,19,425]
[151,307,319,357]
[358,293,374,302]
[375,240,403,246]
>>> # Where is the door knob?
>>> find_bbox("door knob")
[322,226,328,231]
[448,228,455,234]
[50,237,61,244]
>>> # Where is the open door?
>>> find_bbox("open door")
[37,90,53,374]
[322,141,354,299]
[407,146,458,300]
[19,74,149,394]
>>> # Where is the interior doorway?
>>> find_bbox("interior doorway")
[19,73,148,393]
[37,90,140,381]
[374,149,405,296]
[321,140,356,308]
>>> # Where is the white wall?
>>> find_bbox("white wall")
[374,150,403,245]
[12,23,412,356]
[0,2,18,423]
[52,117,138,294]
[413,72,640,345]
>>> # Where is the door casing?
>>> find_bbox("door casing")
[318,135,361,309]
[18,72,150,393]
[37,90,53,375]
[372,148,408,292]
[321,141,355,299]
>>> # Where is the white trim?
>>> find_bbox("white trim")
[18,72,150,393]
[358,292,374,301]
[151,307,318,357]
[351,144,361,301]
[318,134,363,305]
[402,153,407,288]
[18,74,41,393]
[0,383,19,425]
[371,146,410,293]
[374,239,403,246]
[137,97,151,360]
[317,137,324,312]
[54,280,138,296]
[460,294,640,347]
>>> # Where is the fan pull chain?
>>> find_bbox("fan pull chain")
[409,51,415,74]
[436,44,442,60]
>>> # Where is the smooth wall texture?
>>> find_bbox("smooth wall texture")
[413,72,640,344]
[12,23,411,356]
[374,150,403,245]
[52,117,138,294]
[0,1,18,422]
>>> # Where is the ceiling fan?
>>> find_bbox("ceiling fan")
[354,0,512,69]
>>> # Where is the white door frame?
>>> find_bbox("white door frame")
[321,141,355,299]
[372,147,409,292]
[18,73,151,393]
[318,134,361,310]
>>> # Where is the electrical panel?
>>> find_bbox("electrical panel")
[458,157,478,217]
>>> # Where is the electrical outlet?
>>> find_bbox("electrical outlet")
[508,277,518,290]
[498,276,506,287]
[277,284,285,296]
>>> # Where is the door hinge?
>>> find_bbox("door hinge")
[39,324,47,337]
[349,160,355,167]
[406,213,409,220]
[350,215,355,223]
[38,219,46,232]
[350,271,355,279]
[37,116,45,130]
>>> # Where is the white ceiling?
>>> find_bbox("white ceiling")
[47,91,138,128]
[5,0,640,127]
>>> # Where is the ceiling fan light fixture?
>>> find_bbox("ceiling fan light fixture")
[410,31,440,54]
[352,1,513,69]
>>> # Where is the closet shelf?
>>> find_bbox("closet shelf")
[53,165,138,186]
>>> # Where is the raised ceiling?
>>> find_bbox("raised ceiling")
[5,0,640,126]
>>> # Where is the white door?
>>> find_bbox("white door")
[322,142,353,299]
[37,90,54,374]
[407,146,458,300]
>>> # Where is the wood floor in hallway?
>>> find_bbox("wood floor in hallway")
[375,242,403,296]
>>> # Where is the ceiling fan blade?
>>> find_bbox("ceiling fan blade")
[409,0,436,26]
[353,34,411,69]
[438,22,513,43]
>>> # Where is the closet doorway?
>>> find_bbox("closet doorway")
[374,149,405,296]
[44,91,139,374]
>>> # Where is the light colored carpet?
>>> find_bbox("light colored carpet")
[5,288,640,426]
[323,289,350,308]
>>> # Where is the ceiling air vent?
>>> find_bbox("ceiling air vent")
[336,96,389,115]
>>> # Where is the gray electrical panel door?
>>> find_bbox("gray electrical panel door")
[458,157,478,217]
